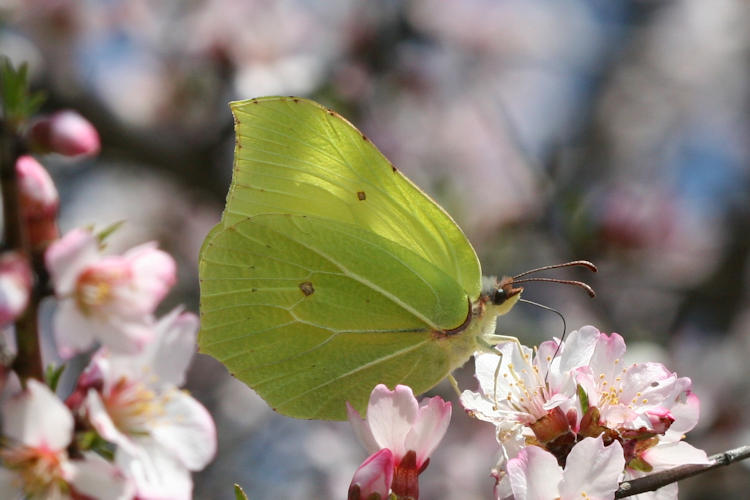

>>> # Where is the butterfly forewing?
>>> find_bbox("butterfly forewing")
[225,97,481,299]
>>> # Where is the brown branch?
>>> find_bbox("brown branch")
[0,121,26,251]
[615,445,750,498]
[0,121,43,382]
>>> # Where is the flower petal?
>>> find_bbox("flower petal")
[405,395,451,466]
[641,441,709,469]
[556,326,600,372]
[65,452,134,500]
[367,384,418,459]
[559,437,624,500]
[45,228,99,295]
[587,330,627,381]
[150,390,217,470]
[347,402,379,454]
[349,448,394,500]
[146,308,199,388]
[2,379,72,450]
[93,314,154,355]
[52,300,96,359]
[477,342,535,397]
[459,389,505,423]
[0,252,32,326]
[100,308,196,389]
[507,445,562,500]
[116,443,193,500]
[665,391,700,440]
[126,242,176,312]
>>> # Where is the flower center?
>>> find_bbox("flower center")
[74,265,129,314]
[0,444,68,498]
[104,378,169,436]
[496,356,549,422]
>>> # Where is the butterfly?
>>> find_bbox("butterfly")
[198,96,593,420]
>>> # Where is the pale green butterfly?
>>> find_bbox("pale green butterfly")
[198,96,592,420]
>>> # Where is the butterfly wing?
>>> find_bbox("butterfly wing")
[199,214,476,419]
[199,97,485,419]
[223,97,481,299]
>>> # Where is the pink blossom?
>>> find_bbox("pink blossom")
[0,379,133,499]
[461,340,580,428]
[460,336,587,465]
[347,384,451,499]
[348,448,395,500]
[462,326,707,500]
[16,155,60,249]
[71,308,216,499]
[45,228,176,357]
[570,327,709,480]
[29,110,100,158]
[506,437,624,500]
[0,252,32,326]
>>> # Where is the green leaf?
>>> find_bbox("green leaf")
[0,58,45,130]
[577,383,589,414]
[95,220,126,246]
[234,484,249,500]
[44,364,65,392]
[75,431,116,461]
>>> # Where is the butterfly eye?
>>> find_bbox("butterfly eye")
[492,287,508,305]
[490,277,523,306]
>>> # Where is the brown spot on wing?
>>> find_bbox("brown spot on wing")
[357,191,366,201]
[299,281,315,296]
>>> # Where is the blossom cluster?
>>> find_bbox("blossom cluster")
[460,326,708,500]
[0,110,216,499]
[345,327,707,500]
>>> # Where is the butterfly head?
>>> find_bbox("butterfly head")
[480,260,597,318]
[481,276,523,316]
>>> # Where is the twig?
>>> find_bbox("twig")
[615,444,750,498]
[0,121,43,382]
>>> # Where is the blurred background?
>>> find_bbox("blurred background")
[2,0,749,498]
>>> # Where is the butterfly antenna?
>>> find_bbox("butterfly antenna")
[511,277,596,297]
[518,298,566,383]
[513,260,597,280]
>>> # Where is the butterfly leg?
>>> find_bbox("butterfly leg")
[476,333,521,353]
[447,373,461,398]
[475,334,526,408]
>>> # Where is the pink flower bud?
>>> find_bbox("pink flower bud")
[15,155,59,249]
[29,110,100,157]
[0,251,32,325]
[348,449,394,500]
[16,155,58,215]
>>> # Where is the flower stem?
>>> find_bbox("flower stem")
[0,120,43,382]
